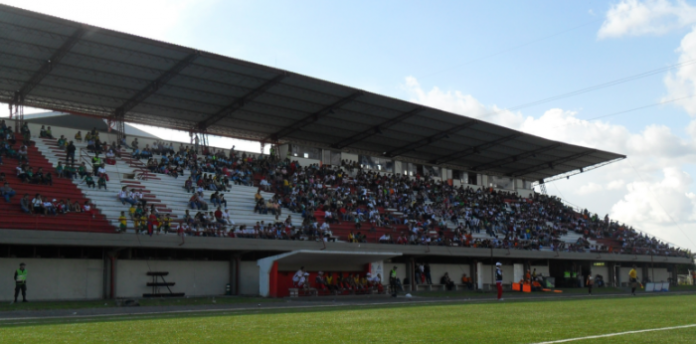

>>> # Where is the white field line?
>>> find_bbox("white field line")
[531,324,696,344]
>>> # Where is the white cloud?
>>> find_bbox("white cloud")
[664,26,696,116]
[403,76,696,163]
[611,167,696,223]
[607,179,626,190]
[402,76,696,249]
[598,0,696,39]
[576,182,604,195]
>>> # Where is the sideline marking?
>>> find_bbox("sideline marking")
[532,324,696,344]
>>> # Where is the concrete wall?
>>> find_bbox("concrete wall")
[591,266,609,280]
[430,264,470,283]
[341,152,358,163]
[517,189,534,198]
[115,260,229,298]
[650,268,670,283]
[0,258,103,301]
[239,261,260,296]
[531,265,550,277]
[291,156,321,167]
[392,263,408,282]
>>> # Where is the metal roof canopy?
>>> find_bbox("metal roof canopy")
[0,4,626,182]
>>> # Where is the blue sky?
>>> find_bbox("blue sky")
[186,1,689,132]
[3,0,696,250]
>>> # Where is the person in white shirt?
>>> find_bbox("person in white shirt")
[324,210,333,223]
[43,199,57,216]
[259,179,271,191]
[220,209,231,226]
[117,188,135,205]
[379,234,390,243]
[319,222,330,233]
[292,267,306,287]
[118,187,137,205]
[32,194,46,215]
[133,190,146,206]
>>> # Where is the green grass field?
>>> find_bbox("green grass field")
[0,294,694,343]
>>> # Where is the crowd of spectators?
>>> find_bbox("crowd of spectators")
[112,137,691,258]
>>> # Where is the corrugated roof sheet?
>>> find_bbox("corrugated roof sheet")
[0,4,625,182]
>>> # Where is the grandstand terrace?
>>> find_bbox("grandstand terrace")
[0,4,691,301]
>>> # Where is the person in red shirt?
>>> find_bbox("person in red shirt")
[147,213,158,236]
[214,207,223,223]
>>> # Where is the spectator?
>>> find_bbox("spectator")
[461,274,473,290]
[118,211,127,233]
[56,161,65,177]
[31,194,46,215]
[71,200,81,213]
[77,162,88,178]
[20,194,31,214]
[17,145,28,162]
[66,141,76,165]
[1,182,15,202]
[441,273,455,291]
[118,186,137,205]
[259,178,271,191]
[81,173,96,188]
[132,189,146,206]
[292,267,306,287]
[219,194,228,209]
[160,214,172,233]
[43,198,57,216]
[83,201,94,218]
[379,233,391,243]
[97,174,107,190]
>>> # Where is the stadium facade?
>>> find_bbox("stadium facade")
[0,5,691,301]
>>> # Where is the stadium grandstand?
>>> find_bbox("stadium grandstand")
[0,3,691,301]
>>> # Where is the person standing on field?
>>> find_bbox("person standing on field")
[13,262,27,303]
[586,274,594,295]
[628,265,638,296]
[495,262,503,301]
[390,266,398,297]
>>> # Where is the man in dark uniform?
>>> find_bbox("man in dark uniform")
[14,262,27,303]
